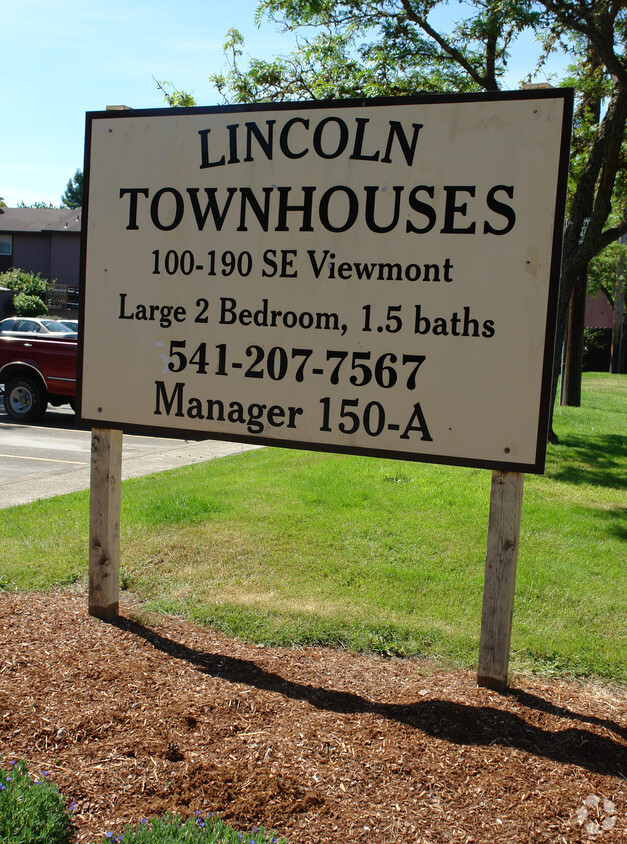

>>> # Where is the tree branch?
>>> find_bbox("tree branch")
[398,0,497,90]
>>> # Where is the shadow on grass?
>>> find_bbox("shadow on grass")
[546,434,627,489]
[113,616,626,778]
[592,505,627,541]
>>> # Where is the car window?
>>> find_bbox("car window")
[16,320,39,332]
[0,319,16,331]
[42,320,68,333]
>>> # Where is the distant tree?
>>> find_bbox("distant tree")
[0,268,52,316]
[17,200,58,209]
[61,169,83,208]
[0,197,6,207]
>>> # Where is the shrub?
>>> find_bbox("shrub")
[100,811,288,843]
[0,268,50,298]
[0,268,52,316]
[10,292,49,316]
[0,760,74,844]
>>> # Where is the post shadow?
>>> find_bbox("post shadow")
[112,616,627,778]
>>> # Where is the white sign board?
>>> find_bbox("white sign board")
[80,92,572,472]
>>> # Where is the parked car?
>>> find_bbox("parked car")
[57,319,79,331]
[0,317,77,339]
[0,334,77,421]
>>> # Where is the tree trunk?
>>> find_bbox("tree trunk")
[560,270,587,405]
[611,245,625,373]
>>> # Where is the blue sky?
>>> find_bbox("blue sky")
[2,0,568,208]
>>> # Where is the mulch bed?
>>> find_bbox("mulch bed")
[0,590,625,843]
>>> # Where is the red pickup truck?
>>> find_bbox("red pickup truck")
[0,335,77,422]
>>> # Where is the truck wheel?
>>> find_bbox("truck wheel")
[4,376,47,423]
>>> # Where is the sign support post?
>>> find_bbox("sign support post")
[477,470,525,691]
[88,427,122,620]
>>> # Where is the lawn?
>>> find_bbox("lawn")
[0,373,625,683]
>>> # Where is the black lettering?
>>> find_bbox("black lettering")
[307,249,331,278]
[350,118,380,162]
[120,188,149,230]
[219,298,237,325]
[381,121,423,165]
[187,397,204,419]
[364,185,404,233]
[262,249,278,277]
[441,186,476,234]
[276,186,316,232]
[227,124,240,164]
[280,117,309,159]
[406,186,436,234]
[237,187,273,232]
[245,120,275,161]
[313,117,349,159]
[119,293,133,319]
[377,263,403,281]
[462,306,480,337]
[482,320,496,338]
[400,402,433,441]
[198,128,225,168]
[186,187,237,230]
[154,381,184,417]
[422,263,440,282]
[433,317,449,335]
[206,399,225,422]
[484,185,516,234]
[150,188,184,231]
[319,186,359,233]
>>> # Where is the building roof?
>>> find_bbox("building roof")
[0,207,81,234]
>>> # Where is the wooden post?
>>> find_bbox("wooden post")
[89,427,123,620]
[477,470,525,691]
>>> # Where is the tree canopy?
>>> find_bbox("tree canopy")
[61,169,83,209]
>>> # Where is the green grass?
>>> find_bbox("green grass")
[0,373,625,683]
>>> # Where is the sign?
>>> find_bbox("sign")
[80,91,572,472]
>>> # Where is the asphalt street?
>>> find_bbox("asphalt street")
[0,399,258,509]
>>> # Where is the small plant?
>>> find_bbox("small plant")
[101,811,287,843]
[0,759,74,844]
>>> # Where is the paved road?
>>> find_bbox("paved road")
[0,400,258,509]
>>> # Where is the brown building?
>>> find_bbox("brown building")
[0,207,81,316]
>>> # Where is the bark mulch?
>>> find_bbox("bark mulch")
[0,590,625,843]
